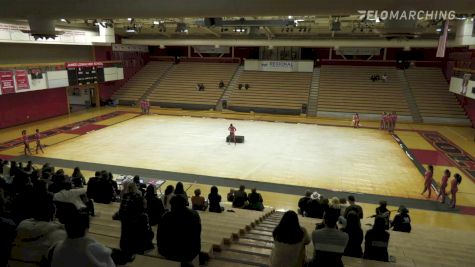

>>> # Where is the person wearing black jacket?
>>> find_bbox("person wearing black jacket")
[298,191,312,216]
[157,195,201,265]
[364,216,390,262]
[391,206,411,233]
[341,211,363,258]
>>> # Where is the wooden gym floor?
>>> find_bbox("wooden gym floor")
[1,106,475,232]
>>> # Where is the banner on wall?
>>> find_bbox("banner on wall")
[449,74,475,100]
[259,61,296,72]
[0,71,15,94]
[15,70,30,90]
[244,60,313,73]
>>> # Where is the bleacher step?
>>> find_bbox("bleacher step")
[227,244,272,257]
[237,238,274,249]
[213,250,269,267]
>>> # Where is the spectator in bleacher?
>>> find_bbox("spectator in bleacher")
[41,163,54,176]
[381,73,388,82]
[344,195,363,219]
[162,185,174,211]
[174,182,189,206]
[270,210,310,267]
[118,182,154,260]
[309,208,349,267]
[54,180,95,217]
[227,188,235,202]
[108,172,119,197]
[23,161,34,174]
[196,83,200,91]
[449,174,462,209]
[2,160,10,182]
[71,167,86,188]
[0,183,16,267]
[31,180,55,222]
[191,188,207,211]
[341,211,363,258]
[94,171,115,204]
[244,83,250,90]
[48,169,69,194]
[219,80,225,89]
[375,201,391,230]
[232,185,248,208]
[436,169,451,204]
[421,165,434,198]
[208,186,224,213]
[133,175,146,195]
[391,205,411,233]
[86,171,101,201]
[363,216,390,262]
[9,198,66,267]
[238,83,243,90]
[298,190,312,216]
[51,211,115,267]
[306,197,323,219]
[145,184,165,226]
[157,195,201,265]
[248,188,264,211]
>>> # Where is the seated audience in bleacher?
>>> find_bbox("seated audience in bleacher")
[157,195,201,265]
[298,190,312,216]
[375,200,391,230]
[48,169,69,194]
[238,83,243,90]
[0,184,16,267]
[118,183,154,260]
[174,182,189,206]
[341,211,363,258]
[344,195,363,219]
[391,205,411,233]
[232,185,248,208]
[305,197,323,219]
[31,180,55,222]
[51,211,115,267]
[86,171,101,201]
[208,186,224,213]
[71,167,86,188]
[227,188,235,202]
[133,175,146,195]
[309,208,349,267]
[94,171,115,204]
[108,172,119,196]
[191,188,207,211]
[9,200,66,267]
[219,80,225,89]
[162,185,174,211]
[381,73,388,82]
[248,188,264,211]
[144,184,165,226]
[270,210,310,267]
[41,163,54,176]
[364,216,390,262]
[53,180,95,217]
[23,161,34,174]
[244,83,250,90]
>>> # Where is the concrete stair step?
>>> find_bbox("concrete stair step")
[213,250,269,267]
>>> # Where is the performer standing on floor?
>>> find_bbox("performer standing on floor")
[228,123,237,145]
[436,169,451,203]
[421,165,434,198]
[449,174,462,208]
[21,130,32,155]
[35,128,44,154]
[352,113,360,128]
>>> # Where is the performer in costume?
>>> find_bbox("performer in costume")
[352,113,360,128]
[449,174,462,208]
[35,128,44,154]
[228,124,237,145]
[436,169,451,203]
[380,112,386,130]
[22,130,32,155]
[421,165,434,198]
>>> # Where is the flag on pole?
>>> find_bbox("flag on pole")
[436,20,449,58]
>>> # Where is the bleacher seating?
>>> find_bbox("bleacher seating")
[404,67,467,120]
[227,71,312,114]
[90,202,274,262]
[317,66,411,116]
[112,61,172,103]
[148,62,238,109]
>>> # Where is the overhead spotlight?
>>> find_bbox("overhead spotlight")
[60,18,70,24]
[288,15,293,19]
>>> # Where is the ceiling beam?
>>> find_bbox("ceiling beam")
[263,26,275,39]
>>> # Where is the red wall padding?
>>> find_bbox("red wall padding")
[0,88,68,129]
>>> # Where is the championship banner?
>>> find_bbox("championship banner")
[15,70,30,91]
[259,61,296,72]
[0,71,15,94]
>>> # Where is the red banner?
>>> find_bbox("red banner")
[15,70,30,91]
[65,61,104,68]
[0,71,15,95]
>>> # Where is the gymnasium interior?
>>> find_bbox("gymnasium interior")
[1,1,475,266]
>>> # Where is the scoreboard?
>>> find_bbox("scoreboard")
[66,62,105,86]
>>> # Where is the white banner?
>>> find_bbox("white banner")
[193,46,230,54]
[112,44,148,52]
[449,75,475,100]
[244,60,313,72]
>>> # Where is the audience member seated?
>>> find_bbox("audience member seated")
[375,200,391,230]
[227,189,235,202]
[391,205,411,233]
[48,169,69,194]
[219,80,225,89]
[41,163,54,176]
[71,167,86,188]
[309,208,349,267]
[51,211,115,267]
[174,182,189,206]
[341,211,363,258]
[54,180,95,217]
[133,175,146,195]
[9,201,66,267]
[381,73,388,82]
[364,216,390,262]
[31,180,55,222]
[108,172,119,196]
[344,195,363,219]
[238,83,243,90]
[298,191,312,216]
[144,184,165,226]
[86,171,101,201]
[23,161,35,174]
[306,197,323,219]
[0,186,16,267]
[157,195,201,265]
[244,83,250,90]
[208,186,224,213]
[232,185,248,208]
[118,183,154,260]
[162,185,174,211]
[270,210,310,267]
[247,188,264,211]
[191,188,207,211]
[94,171,115,204]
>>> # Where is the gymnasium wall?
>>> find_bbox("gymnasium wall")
[0,43,93,64]
[0,87,68,129]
